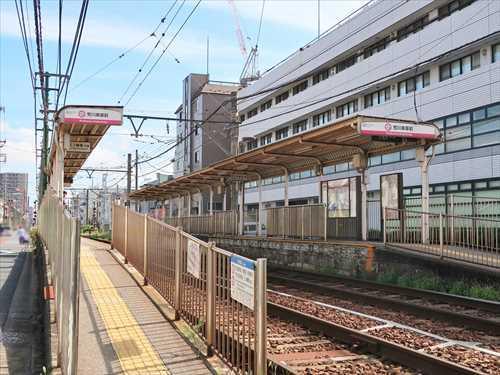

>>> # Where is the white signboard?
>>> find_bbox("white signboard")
[359,121,440,139]
[187,240,201,279]
[61,107,123,126]
[230,255,255,310]
[67,142,91,153]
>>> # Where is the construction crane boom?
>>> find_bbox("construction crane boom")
[227,0,247,59]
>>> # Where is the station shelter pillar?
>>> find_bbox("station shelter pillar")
[353,154,369,241]
[416,146,433,245]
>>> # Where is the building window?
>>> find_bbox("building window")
[275,91,289,104]
[194,151,199,163]
[336,100,358,118]
[292,120,307,134]
[247,108,258,118]
[312,69,330,85]
[397,15,428,41]
[247,139,258,151]
[363,37,388,58]
[260,100,272,112]
[439,52,480,81]
[292,81,308,95]
[364,87,391,108]
[260,133,272,146]
[275,127,289,140]
[335,55,357,73]
[438,0,475,19]
[493,43,500,63]
[398,71,430,96]
[239,114,245,122]
[312,110,331,127]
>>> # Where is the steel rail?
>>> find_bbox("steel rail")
[268,270,500,335]
[268,302,482,375]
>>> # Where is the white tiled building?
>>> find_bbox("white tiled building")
[236,0,500,235]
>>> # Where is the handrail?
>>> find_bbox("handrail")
[389,207,500,223]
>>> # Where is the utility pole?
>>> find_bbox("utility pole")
[86,188,89,225]
[126,153,132,207]
[135,149,139,211]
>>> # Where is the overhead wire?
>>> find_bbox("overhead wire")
[14,0,35,89]
[123,0,202,107]
[118,0,184,104]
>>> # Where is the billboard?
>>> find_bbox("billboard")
[359,121,440,139]
[60,106,123,126]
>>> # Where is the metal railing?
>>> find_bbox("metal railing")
[266,204,327,240]
[112,204,267,374]
[384,207,500,268]
[165,210,238,236]
[39,190,80,375]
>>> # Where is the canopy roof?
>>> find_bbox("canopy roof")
[47,105,123,184]
[130,115,441,200]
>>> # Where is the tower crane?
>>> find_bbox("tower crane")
[227,0,265,86]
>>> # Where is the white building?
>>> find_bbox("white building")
[236,0,500,236]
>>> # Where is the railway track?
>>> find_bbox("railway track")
[268,267,500,335]
[268,290,500,374]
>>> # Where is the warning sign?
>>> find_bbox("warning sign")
[187,240,201,279]
[230,255,255,310]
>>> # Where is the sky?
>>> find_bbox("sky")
[0,0,367,204]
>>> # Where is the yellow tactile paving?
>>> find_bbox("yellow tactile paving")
[80,246,169,374]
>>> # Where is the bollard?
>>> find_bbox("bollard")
[173,226,182,319]
[254,258,267,374]
[143,214,148,285]
[206,242,216,356]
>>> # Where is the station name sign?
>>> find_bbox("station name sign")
[61,107,123,126]
[359,121,440,139]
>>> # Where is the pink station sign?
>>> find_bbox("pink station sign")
[359,121,440,139]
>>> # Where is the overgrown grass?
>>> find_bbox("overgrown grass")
[81,227,111,242]
[375,269,500,301]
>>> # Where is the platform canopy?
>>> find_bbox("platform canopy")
[47,105,123,186]
[130,115,441,200]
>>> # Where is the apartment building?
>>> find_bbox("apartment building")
[0,172,28,221]
[236,0,500,235]
[173,73,240,215]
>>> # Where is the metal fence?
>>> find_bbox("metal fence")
[384,207,500,268]
[112,204,267,373]
[39,190,80,375]
[165,210,238,236]
[266,204,327,240]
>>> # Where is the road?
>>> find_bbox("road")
[0,233,44,375]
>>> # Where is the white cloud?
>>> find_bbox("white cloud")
[204,0,369,35]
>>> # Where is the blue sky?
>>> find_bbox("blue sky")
[0,0,367,204]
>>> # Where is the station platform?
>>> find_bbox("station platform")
[78,238,213,374]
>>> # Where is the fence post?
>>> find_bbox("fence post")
[110,204,114,249]
[383,207,387,244]
[206,242,215,356]
[143,214,148,285]
[174,226,182,319]
[324,205,327,241]
[301,206,305,239]
[254,258,267,375]
[450,194,455,245]
[124,207,128,264]
[439,213,444,258]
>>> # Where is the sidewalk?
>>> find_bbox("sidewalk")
[78,238,212,375]
[0,233,44,375]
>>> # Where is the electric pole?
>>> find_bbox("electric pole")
[126,153,132,206]
[135,149,139,211]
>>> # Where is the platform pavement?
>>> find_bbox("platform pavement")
[78,238,213,375]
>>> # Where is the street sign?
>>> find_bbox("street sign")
[230,255,255,310]
[359,121,440,139]
[60,106,123,126]
[187,240,201,279]
[66,142,91,153]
